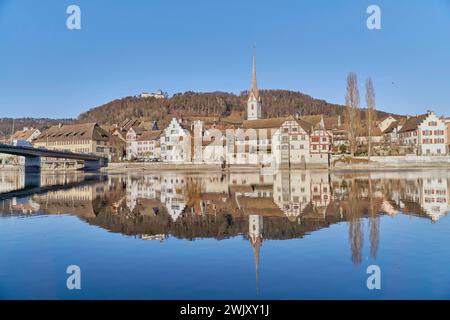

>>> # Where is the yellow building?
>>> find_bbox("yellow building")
[33,123,113,159]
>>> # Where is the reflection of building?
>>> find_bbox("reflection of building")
[4,170,450,274]
[273,171,310,220]
[32,181,107,218]
[310,171,331,212]
[126,175,160,211]
[160,174,187,220]
[392,172,450,221]
[421,177,449,221]
[0,171,25,193]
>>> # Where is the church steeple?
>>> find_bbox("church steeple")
[247,47,262,120]
[250,47,259,100]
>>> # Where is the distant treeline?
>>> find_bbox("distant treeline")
[0,118,73,138]
[77,90,396,125]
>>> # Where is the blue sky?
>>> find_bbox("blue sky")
[1,0,450,118]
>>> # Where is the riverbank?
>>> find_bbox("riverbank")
[331,155,450,171]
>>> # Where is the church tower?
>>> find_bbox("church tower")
[247,48,262,120]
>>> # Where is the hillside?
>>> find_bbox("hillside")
[77,90,395,126]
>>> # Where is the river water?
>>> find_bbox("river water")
[0,169,449,299]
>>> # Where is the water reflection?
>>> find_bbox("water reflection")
[1,170,449,270]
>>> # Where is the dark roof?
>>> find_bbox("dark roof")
[398,114,428,133]
[137,130,162,142]
[35,123,110,143]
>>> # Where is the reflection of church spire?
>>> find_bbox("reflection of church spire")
[249,214,263,294]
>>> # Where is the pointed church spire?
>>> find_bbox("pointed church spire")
[247,46,262,120]
[250,46,259,100]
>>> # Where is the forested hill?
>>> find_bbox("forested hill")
[77,90,395,125]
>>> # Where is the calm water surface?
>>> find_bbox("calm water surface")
[0,169,450,299]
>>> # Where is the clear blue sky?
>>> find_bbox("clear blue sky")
[1,0,450,118]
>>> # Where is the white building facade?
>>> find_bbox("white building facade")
[126,128,161,161]
[399,112,447,156]
[160,118,192,163]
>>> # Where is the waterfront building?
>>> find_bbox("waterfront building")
[445,118,450,153]
[126,127,161,161]
[12,127,41,144]
[202,132,226,164]
[398,111,447,155]
[382,121,402,144]
[271,116,312,167]
[33,123,113,159]
[160,118,192,163]
[309,116,333,164]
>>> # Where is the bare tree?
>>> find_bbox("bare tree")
[345,73,361,157]
[365,78,377,160]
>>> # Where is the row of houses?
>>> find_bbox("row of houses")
[1,53,449,165]
[380,112,449,155]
